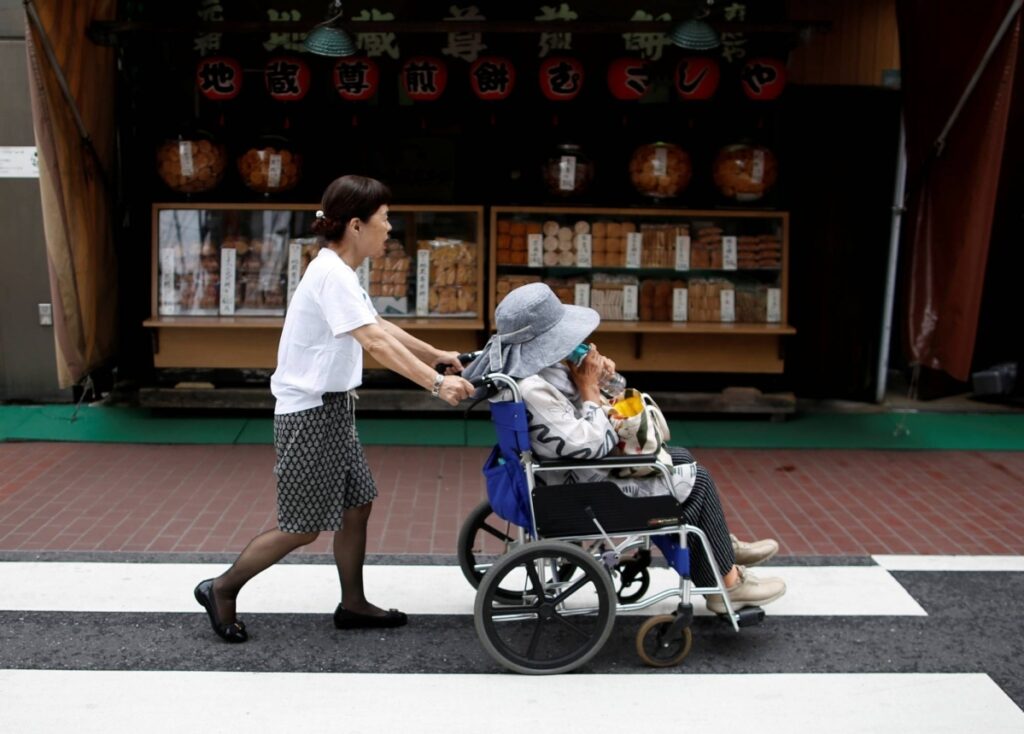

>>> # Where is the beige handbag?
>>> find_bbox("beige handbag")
[605,388,672,477]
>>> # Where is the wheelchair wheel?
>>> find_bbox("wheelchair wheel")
[635,614,693,668]
[474,540,617,675]
[457,500,523,602]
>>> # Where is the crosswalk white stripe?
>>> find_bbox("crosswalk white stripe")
[1,670,1021,733]
[0,562,926,616]
[873,555,1024,572]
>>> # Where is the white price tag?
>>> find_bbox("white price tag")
[356,259,370,292]
[653,146,668,176]
[267,154,282,189]
[672,288,688,322]
[287,242,302,306]
[626,232,642,269]
[720,289,735,323]
[416,249,430,316]
[674,235,691,271]
[559,155,577,191]
[219,247,236,315]
[752,149,765,184]
[623,284,639,320]
[178,142,194,178]
[574,283,591,307]
[159,248,177,314]
[722,236,738,270]
[766,287,782,323]
[528,234,544,268]
[575,233,592,268]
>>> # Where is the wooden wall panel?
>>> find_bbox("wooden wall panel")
[788,0,901,86]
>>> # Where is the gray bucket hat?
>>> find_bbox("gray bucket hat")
[463,282,600,380]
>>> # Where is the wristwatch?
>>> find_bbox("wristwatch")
[430,373,445,398]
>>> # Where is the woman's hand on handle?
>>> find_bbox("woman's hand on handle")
[434,350,465,375]
[438,375,475,406]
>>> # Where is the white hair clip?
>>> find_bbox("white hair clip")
[315,210,325,219]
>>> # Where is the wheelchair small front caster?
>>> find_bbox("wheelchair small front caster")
[635,614,693,667]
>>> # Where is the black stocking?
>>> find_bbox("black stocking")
[334,502,383,615]
[214,528,318,623]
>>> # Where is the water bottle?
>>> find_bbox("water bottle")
[568,343,627,398]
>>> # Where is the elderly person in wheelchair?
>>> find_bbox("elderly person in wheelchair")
[463,282,786,615]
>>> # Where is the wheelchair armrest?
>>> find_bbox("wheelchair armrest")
[534,454,663,471]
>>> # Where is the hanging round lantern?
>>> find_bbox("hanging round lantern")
[607,58,650,101]
[674,57,720,100]
[196,57,242,101]
[470,56,515,101]
[741,58,786,101]
[264,56,311,102]
[401,56,448,101]
[333,58,379,101]
[539,57,585,101]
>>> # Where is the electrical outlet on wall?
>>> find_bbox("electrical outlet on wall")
[38,303,52,326]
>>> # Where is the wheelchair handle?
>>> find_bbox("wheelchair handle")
[434,350,483,374]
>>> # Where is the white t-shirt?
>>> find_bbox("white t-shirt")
[271,248,378,414]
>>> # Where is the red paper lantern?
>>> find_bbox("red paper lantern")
[401,56,448,102]
[196,57,242,101]
[741,58,786,101]
[333,58,379,101]
[264,56,311,102]
[607,58,650,101]
[539,57,585,101]
[470,56,515,101]
[674,57,720,100]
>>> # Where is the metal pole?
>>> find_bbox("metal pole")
[876,117,907,404]
[933,0,1023,156]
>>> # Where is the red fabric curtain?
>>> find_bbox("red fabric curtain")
[25,0,117,388]
[896,1,1021,381]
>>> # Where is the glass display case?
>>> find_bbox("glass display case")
[147,204,484,369]
[490,206,794,373]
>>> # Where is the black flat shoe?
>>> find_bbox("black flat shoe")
[333,604,408,630]
[194,579,248,643]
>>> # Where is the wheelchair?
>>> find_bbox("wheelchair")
[459,371,766,675]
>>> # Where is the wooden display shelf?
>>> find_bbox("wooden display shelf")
[490,205,794,374]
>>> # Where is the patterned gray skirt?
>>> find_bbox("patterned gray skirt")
[273,392,378,533]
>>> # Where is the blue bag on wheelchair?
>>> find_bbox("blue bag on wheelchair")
[482,445,532,530]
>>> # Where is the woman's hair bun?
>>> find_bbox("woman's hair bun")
[311,213,344,239]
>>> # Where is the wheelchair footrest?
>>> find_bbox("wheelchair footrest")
[735,606,765,627]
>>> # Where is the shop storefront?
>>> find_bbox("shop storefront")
[21,1,1019,407]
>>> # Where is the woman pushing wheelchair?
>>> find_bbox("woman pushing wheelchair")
[463,282,786,614]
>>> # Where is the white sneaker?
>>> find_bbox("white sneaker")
[731,533,779,567]
[705,565,786,614]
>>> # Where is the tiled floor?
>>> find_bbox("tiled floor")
[1,441,1022,556]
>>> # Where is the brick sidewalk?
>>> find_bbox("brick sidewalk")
[1,442,1022,556]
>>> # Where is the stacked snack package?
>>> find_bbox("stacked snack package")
[640,278,686,321]
[368,239,411,313]
[591,221,637,267]
[420,238,478,315]
[692,225,724,269]
[232,236,287,313]
[541,220,578,266]
[735,233,783,270]
[546,276,589,304]
[590,273,639,320]
[687,278,734,322]
[495,220,540,265]
[639,223,688,268]
[735,283,768,323]
[495,273,542,304]
[162,236,220,315]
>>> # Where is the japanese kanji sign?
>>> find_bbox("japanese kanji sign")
[196,56,242,101]
[607,58,650,100]
[402,56,448,101]
[334,58,379,101]
[469,56,515,100]
[741,58,786,100]
[264,56,311,102]
[539,57,584,101]
[674,57,720,100]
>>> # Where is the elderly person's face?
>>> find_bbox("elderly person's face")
[566,342,617,388]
